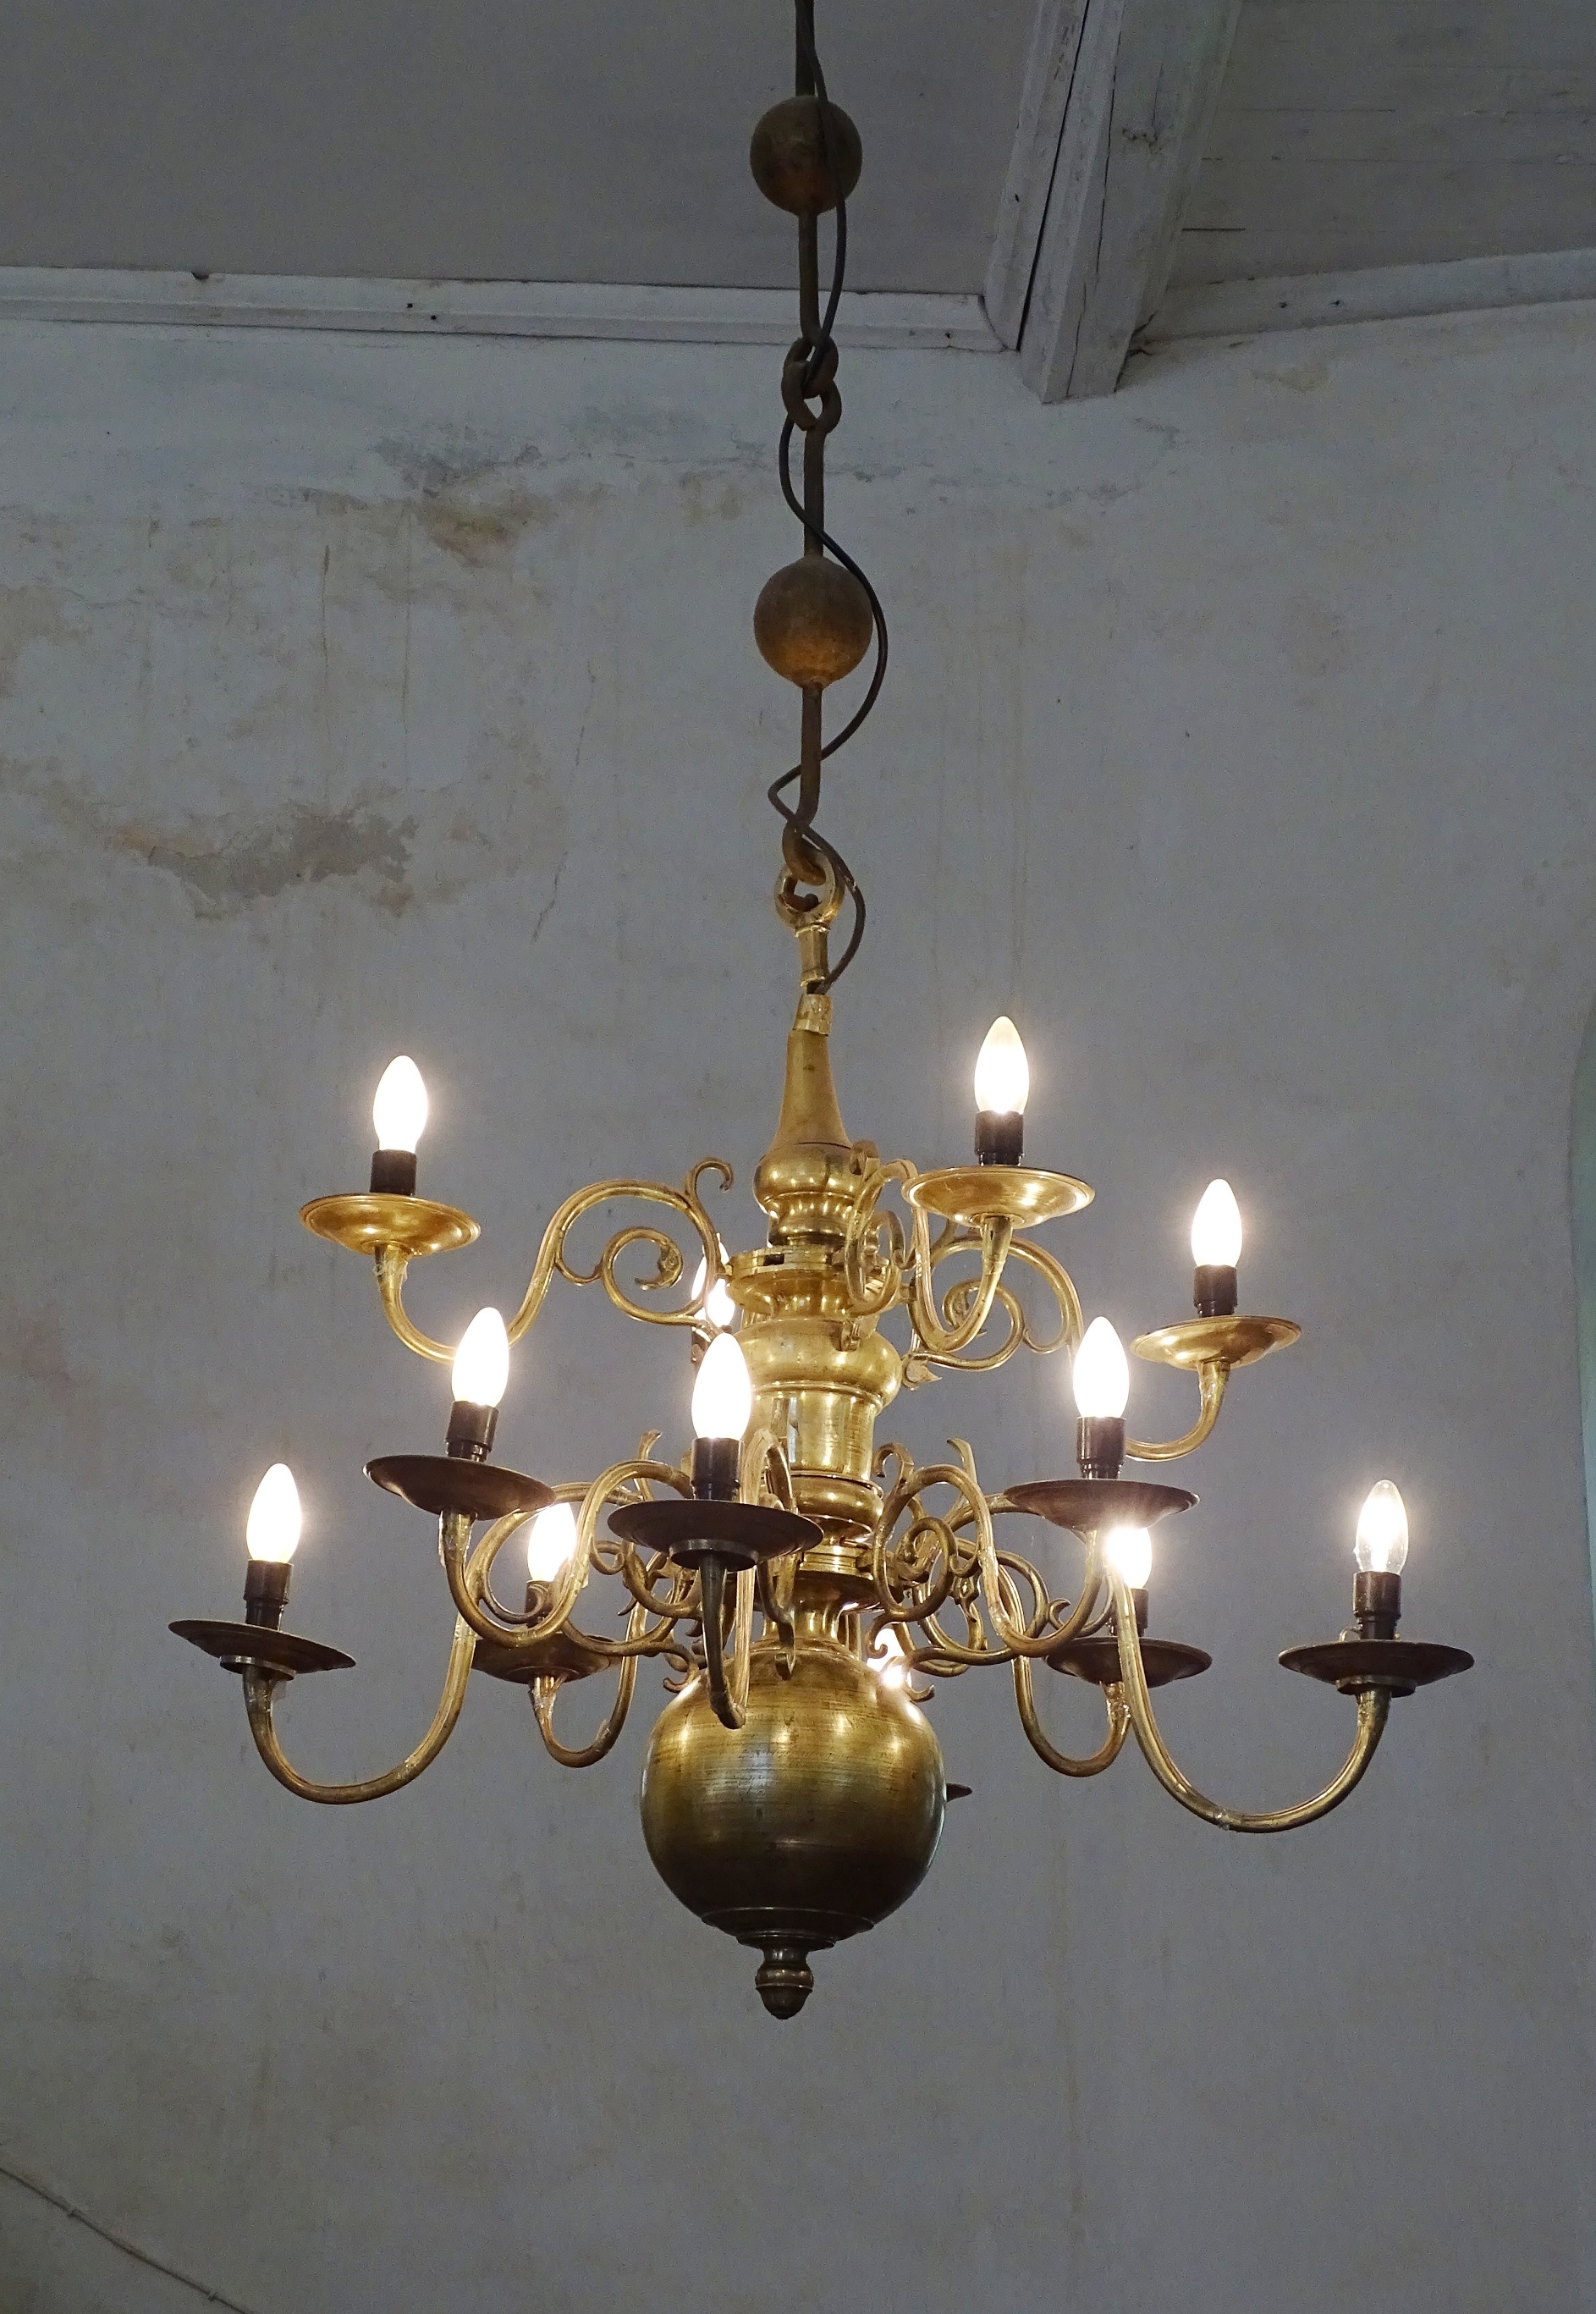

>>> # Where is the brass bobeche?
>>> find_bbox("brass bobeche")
[172,0,1472,2017]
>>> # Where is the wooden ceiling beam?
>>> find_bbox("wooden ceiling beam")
[987,0,1241,400]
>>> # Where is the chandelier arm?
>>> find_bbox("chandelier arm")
[698,1557,756,1731]
[441,1463,695,1654]
[870,1478,963,1633]
[944,1442,1115,1661]
[1001,1238,1086,1358]
[1108,1571,1391,1831]
[842,1160,913,1319]
[894,1557,1026,1678]
[375,1246,454,1364]
[530,1612,646,1767]
[239,1618,476,1806]
[1125,1359,1229,1463]
[501,1165,733,1344]
[905,1214,1016,1357]
[917,1281,1025,1374]
[743,1435,801,1673]
[870,1452,1106,1664]
[614,1544,700,1624]
[1013,1656,1131,1778]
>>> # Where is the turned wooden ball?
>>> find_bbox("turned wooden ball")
[754,556,873,688]
[750,96,863,217]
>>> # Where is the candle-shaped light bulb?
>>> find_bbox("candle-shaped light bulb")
[1355,1479,1409,1575]
[1191,1177,1242,1316]
[245,1463,301,1563]
[691,1256,737,1331]
[973,1017,1030,1116]
[372,1056,428,1154]
[691,1331,753,1441]
[526,1501,578,1584]
[452,1309,509,1410]
[1072,1317,1130,1419]
[1191,1179,1242,1268]
[1103,1524,1152,1589]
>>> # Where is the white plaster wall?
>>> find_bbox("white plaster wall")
[0,300,1590,2313]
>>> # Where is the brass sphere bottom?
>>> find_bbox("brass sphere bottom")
[640,1638,945,2018]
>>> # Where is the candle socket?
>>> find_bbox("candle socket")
[975,1110,1024,1166]
[447,1401,498,1463]
[691,1436,741,1501]
[370,1149,418,1196]
[1126,1585,1149,1637]
[244,1558,292,1630]
[1194,1264,1238,1318]
[1076,1416,1125,1480]
[1354,1568,1401,1641]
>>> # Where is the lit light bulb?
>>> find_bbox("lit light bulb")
[973,1017,1030,1116]
[1355,1479,1408,1575]
[692,1331,753,1441]
[1072,1317,1130,1419]
[870,1627,910,1690]
[246,1463,301,1563]
[1191,1178,1243,1268]
[1103,1525,1152,1589]
[452,1308,510,1410]
[691,1255,736,1331]
[372,1055,428,1153]
[526,1501,578,1584]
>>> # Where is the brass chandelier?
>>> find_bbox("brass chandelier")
[173,3,1472,2019]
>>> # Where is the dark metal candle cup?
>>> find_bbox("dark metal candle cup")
[447,1401,498,1463]
[244,1558,292,1630]
[1354,1568,1401,1641]
[1076,1415,1125,1480]
[1194,1264,1238,1318]
[975,1110,1023,1167]
[369,1149,418,1197]
[691,1436,741,1501]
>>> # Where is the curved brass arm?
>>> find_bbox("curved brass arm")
[507,1163,729,1342]
[842,1159,913,1320]
[699,1556,755,1730]
[906,1213,1015,1357]
[1125,1359,1227,1463]
[377,1245,453,1364]
[532,1662,640,1766]
[531,1599,647,1766]
[241,1617,476,1805]
[1109,1572,1390,1831]
[440,1462,694,1652]
[871,1441,1104,1665]
[371,1167,730,1364]
[1013,1656,1129,1777]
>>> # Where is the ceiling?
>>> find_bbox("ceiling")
[0,0,1591,349]
[1173,0,1596,289]
[0,0,1035,293]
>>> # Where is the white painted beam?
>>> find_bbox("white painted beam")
[984,0,1091,350]
[992,0,1241,400]
[0,268,1003,354]
[1143,245,1596,346]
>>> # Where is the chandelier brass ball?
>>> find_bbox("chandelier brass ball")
[755,556,874,689]
[640,1634,946,2015]
[750,94,862,216]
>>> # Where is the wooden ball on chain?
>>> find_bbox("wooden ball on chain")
[750,96,863,216]
[754,557,873,689]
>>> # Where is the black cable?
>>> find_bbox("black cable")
[763,6,888,991]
